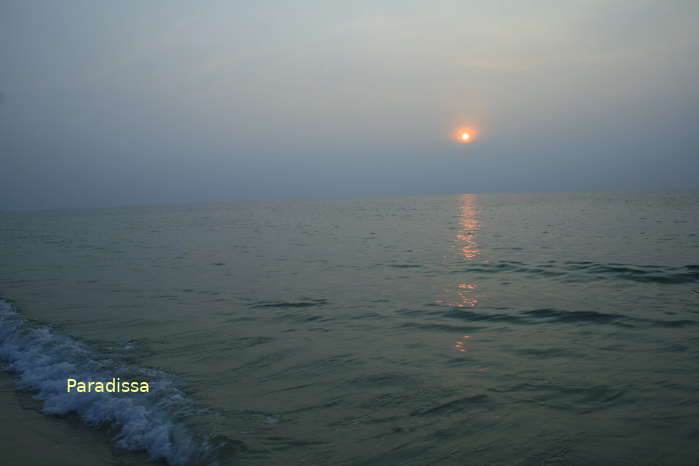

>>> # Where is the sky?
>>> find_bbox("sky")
[1,0,698,209]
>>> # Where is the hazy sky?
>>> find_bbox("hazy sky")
[2,0,698,209]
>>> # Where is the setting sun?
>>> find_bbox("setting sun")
[453,127,477,143]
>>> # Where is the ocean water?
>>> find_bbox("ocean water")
[1,191,698,465]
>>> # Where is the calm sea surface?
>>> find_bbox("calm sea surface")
[1,191,698,465]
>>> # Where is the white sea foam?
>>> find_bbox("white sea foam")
[0,299,203,465]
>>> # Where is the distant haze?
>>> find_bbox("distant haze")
[2,0,698,209]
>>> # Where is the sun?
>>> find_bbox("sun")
[453,127,477,144]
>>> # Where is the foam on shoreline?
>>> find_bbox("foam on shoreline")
[0,299,203,465]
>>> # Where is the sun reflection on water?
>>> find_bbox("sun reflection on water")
[454,335,472,352]
[456,194,480,260]
[455,283,479,308]
[452,194,481,352]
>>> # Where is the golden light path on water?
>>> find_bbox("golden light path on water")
[456,194,480,261]
[453,194,480,353]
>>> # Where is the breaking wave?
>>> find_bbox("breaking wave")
[0,299,209,465]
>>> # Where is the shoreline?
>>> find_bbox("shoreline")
[0,370,153,466]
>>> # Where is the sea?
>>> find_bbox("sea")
[1,191,698,465]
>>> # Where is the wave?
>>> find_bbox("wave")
[491,382,629,413]
[404,306,696,329]
[410,394,491,417]
[249,298,328,308]
[453,261,699,284]
[0,299,209,465]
